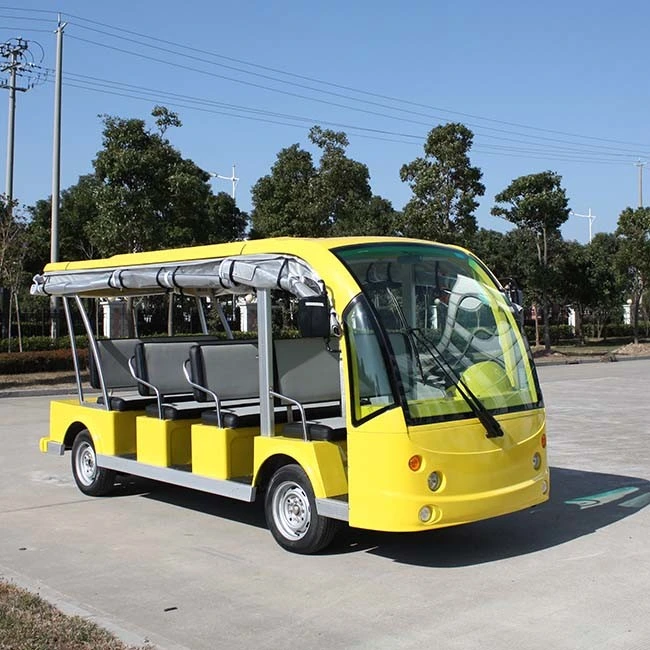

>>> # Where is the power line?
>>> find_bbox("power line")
[46,67,643,164]
[61,10,650,150]
[64,28,650,157]
[5,6,650,154]
[49,75,632,166]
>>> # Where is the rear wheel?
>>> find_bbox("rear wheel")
[71,430,115,496]
[264,464,339,554]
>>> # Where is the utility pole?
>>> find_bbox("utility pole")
[50,17,67,338]
[635,160,646,208]
[209,164,239,200]
[1,38,29,210]
[570,208,597,243]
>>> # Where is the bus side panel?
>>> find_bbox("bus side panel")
[347,408,548,532]
[253,436,348,498]
[191,423,258,479]
[40,399,139,457]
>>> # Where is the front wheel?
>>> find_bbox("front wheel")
[264,464,339,554]
[71,430,116,496]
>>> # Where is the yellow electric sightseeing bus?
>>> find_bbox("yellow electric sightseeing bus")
[33,236,549,553]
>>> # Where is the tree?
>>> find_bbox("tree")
[308,126,371,234]
[251,126,396,238]
[398,122,485,244]
[0,195,28,348]
[251,144,319,237]
[587,233,623,338]
[91,107,247,256]
[615,206,650,343]
[555,240,592,340]
[25,174,101,276]
[492,171,570,350]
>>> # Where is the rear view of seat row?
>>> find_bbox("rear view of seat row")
[89,336,220,413]
[191,338,345,441]
[89,336,345,441]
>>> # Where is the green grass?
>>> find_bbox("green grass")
[0,580,152,650]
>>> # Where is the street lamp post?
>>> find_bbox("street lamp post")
[209,164,239,200]
[570,208,596,243]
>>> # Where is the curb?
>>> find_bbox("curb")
[535,354,650,368]
[0,387,81,399]
[0,566,192,650]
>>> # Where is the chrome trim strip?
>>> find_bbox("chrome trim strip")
[315,497,349,521]
[96,454,256,502]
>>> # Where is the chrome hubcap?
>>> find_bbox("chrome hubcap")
[272,481,311,540]
[76,441,96,486]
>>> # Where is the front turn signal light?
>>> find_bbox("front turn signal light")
[408,455,422,471]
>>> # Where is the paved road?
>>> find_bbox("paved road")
[1,361,649,650]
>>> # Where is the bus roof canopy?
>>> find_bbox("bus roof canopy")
[31,253,324,299]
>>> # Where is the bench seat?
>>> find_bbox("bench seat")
[282,416,347,442]
[97,393,157,412]
[199,402,341,429]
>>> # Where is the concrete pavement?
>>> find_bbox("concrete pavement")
[1,361,649,649]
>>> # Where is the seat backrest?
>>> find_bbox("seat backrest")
[274,338,341,405]
[134,337,220,397]
[89,338,140,390]
[190,341,260,402]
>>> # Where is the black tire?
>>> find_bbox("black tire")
[264,464,340,554]
[71,430,116,496]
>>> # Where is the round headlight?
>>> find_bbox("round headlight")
[427,471,442,492]
[532,452,542,471]
[418,506,433,522]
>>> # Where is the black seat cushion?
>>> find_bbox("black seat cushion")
[282,421,347,442]
[200,403,341,430]
[97,395,156,412]
[144,400,211,421]
[201,406,291,429]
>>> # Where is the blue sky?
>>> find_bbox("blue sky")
[1,0,649,244]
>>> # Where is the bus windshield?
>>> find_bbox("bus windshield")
[335,242,541,426]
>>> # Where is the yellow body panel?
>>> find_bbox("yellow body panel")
[253,435,348,499]
[191,423,259,479]
[38,237,550,537]
[41,399,139,456]
[347,407,548,531]
[135,416,197,467]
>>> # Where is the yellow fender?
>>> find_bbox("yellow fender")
[253,436,347,498]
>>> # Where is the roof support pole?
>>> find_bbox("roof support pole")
[257,288,274,437]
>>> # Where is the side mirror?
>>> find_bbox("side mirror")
[297,295,331,338]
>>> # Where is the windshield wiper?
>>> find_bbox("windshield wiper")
[380,287,504,439]
[408,328,505,439]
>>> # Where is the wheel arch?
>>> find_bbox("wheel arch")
[254,453,297,493]
[63,421,89,451]
[253,439,348,499]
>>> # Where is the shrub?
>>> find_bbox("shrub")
[0,335,88,352]
[0,348,88,374]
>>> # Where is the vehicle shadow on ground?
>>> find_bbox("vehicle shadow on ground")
[330,466,650,566]
[110,466,649,565]
[112,475,268,528]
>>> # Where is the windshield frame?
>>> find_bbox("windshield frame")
[333,241,544,428]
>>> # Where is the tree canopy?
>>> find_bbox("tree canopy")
[615,206,650,342]
[492,171,570,349]
[398,122,484,244]
[251,125,396,238]
[91,108,247,256]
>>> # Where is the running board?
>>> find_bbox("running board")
[316,497,349,522]
[97,454,256,502]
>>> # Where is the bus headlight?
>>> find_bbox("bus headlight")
[532,452,542,471]
[418,506,433,522]
[427,471,442,492]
